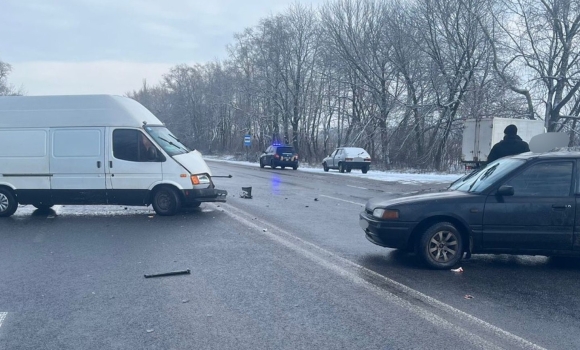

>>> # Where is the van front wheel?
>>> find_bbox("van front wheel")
[152,187,181,216]
[0,188,18,217]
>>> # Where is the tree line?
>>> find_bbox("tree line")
[5,0,580,171]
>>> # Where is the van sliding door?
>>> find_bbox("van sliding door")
[49,128,107,204]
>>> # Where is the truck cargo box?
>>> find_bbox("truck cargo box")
[461,117,545,165]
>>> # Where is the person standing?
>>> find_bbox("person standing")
[487,124,530,163]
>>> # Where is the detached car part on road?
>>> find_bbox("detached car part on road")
[0,95,227,217]
[323,147,371,173]
[360,151,580,269]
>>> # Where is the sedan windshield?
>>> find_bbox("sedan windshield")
[144,126,190,156]
[453,158,525,193]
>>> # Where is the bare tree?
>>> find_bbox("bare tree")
[0,60,21,96]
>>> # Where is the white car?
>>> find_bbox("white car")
[322,147,371,173]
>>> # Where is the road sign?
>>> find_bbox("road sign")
[244,134,251,146]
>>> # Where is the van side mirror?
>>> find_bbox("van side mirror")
[497,185,514,196]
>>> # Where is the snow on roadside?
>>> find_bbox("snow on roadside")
[204,156,462,185]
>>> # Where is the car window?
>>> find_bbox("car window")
[454,158,525,193]
[345,148,369,157]
[276,147,294,154]
[505,161,573,197]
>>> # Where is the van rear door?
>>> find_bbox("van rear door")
[50,128,107,204]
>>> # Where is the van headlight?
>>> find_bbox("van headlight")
[191,174,211,185]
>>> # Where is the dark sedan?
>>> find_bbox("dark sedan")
[360,151,580,269]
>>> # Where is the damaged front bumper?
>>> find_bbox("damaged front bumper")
[181,188,228,203]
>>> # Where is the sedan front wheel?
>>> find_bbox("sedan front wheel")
[418,222,463,269]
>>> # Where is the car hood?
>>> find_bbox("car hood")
[365,190,471,211]
[173,151,213,176]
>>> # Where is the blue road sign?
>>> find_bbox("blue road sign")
[244,134,251,146]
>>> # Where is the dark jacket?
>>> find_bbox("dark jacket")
[487,134,530,163]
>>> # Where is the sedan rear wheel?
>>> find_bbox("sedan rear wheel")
[339,163,345,173]
[362,166,369,174]
[418,222,463,269]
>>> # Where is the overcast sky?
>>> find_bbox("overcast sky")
[0,0,325,96]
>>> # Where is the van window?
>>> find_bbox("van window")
[113,129,160,162]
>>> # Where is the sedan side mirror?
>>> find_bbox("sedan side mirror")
[497,185,514,196]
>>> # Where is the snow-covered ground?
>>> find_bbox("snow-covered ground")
[204,156,462,185]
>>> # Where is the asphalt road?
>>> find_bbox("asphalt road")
[0,160,578,349]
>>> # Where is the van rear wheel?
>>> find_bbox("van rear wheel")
[152,187,181,216]
[0,188,18,217]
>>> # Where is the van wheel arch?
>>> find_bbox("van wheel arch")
[150,185,182,216]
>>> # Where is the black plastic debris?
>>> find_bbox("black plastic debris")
[144,269,191,278]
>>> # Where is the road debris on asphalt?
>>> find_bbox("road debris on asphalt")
[144,269,191,278]
[464,295,474,299]
[240,186,252,199]
[451,267,463,273]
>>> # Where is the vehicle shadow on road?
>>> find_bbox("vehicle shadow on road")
[359,250,580,273]
[359,250,426,271]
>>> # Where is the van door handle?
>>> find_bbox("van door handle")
[97,161,101,168]
[109,161,113,168]
[552,204,571,209]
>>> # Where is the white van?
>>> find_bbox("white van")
[0,95,227,217]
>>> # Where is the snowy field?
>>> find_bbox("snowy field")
[204,156,462,185]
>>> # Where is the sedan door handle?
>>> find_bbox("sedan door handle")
[552,204,571,209]
[97,161,101,168]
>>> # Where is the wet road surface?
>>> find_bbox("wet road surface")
[0,160,577,349]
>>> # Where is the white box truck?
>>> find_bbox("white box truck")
[0,95,227,217]
[461,117,545,168]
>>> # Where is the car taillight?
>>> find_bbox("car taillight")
[295,155,299,160]
[346,158,353,161]
[364,158,371,162]
[274,154,280,159]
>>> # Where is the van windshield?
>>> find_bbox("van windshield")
[144,126,190,156]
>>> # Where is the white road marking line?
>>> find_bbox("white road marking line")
[0,312,6,328]
[213,203,546,350]
[346,185,368,190]
[319,194,365,207]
